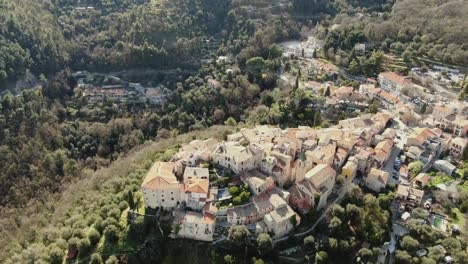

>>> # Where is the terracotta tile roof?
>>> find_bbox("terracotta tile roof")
[368,168,389,185]
[374,139,393,161]
[412,173,431,186]
[305,81,322,89]
[400,165,409,175]
[306,164,336,188]
[378,90,399,104]
[185,179,209,194]
[379,72,410,86]
[409,128,438,144]
[142,162,179,190]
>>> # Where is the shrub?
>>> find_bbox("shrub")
[90,253,103,264]
[88,227,101,245]
[104,225,119,242]
[228,186,239,196]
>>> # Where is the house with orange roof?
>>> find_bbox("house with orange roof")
[376,90,400,106]
[304,80,323,91]
[378,71,411,96]
[141,162,181,209]
[399,165,409,180]
[331,86,354,100]
[412,173,431,189]
[373,139,394,167]
[406,128,441,150]
[183,178,210,210]
[365,168,389,192]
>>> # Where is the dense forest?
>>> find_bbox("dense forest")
[323,0,468,73]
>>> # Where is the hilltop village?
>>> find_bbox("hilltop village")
[141,68,467,252]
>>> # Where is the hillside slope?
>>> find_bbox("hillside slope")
[0,0,66,86]
[0,126,234,263]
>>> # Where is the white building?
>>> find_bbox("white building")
[378,72,411,96]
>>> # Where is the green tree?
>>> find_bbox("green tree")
[257,233,272,255]
[409,161,423,176]
[172,223,181,235]
[304,235,315,251]
[314,112,322,127]
[228,225,250,250]
[324,86,330,97]
[127,190,135,210]
[357,248,374,262]
[239,191,250,203]
[395,250,411,264]
[441,237,461,254]
[104,225,119,242]
[315,251,328,264]
[368,100,380,114]
[233,196,242,205]
[49,246,64,264]
[105,256,119,264]
[420,103,427,114]
[224,255,234,264]
[90,253,103,264]
[224,117,237,126]
[400,236,419,252]
[229,186,239,196]
[252,257,265,264]
[88,228,101,245]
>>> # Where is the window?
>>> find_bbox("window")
[172,198,174,201]
[162,199,165,202]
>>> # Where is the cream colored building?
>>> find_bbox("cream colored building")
[365,168,389,192]
[212,143,263,174]
[142,162,181,209]
[183,167,209,184]
[173,211,215,241]
[449,137,467,158]
[263,194,300,238]
[395,185,424,205]
[306,164,336,209]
